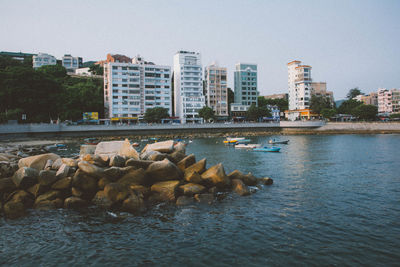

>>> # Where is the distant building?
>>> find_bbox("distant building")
[173,51,205,123]
[378,88,400,115]
[62,54,83,72]
[353,92,378,106]
[287,60,333,120]
[75,67,91,76]
[32,53,57,68]
[204,63,228,118]
[0,51,36,61]
[97,54,131,67]
[263,93,288,100]
[267,105,280,121]
[104,55,171,120]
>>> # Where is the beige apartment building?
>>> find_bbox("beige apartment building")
[354,92,378,106]
[205,63,228,117]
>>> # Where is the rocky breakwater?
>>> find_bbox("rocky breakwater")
[0,139,273,219]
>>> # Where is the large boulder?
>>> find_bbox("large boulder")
[51,177,72,190]
[3,201,26,219]
[64,197,87,209]
[51,158,63,170]
[109,155,126,167]
[103,166,129,182]
[95,139,139,159]
[130,185,150,198]
[118,139,140,159]
[140,150,167,161]
[98,177,111,190]
[231,179,250,196]
[62,158,78,168]
[260,177,273,185]
[77,161,104,178]
[104,183,129,203]
[27,183,49,198]
[118,168,146,187]
[177,154,196,171]
[0,161,18,178]
[38,170,57,186]
[173,142,186,154]
[168,151,186,164]
[227,170,258,186]
[179,183,206,196]
[142,140,174,154]
[184,158,207,182]
[12,167,39,189]
[92,190,113,209]
[125,158,154,170]
[72,170,98,193]
[35,190,63,206]
[194,193,214,204]
[18,153,60,171]
[201,163,230,189]
[7,190,34,208]
[176,196,194,206]
[0,177,17,195]
[146,159,183,183]
[151,180,180,202]
[80,144,97,156]
[184,171,203,184]
[56,164,70,180]
[121,193,144,213]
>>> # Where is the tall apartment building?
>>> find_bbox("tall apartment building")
[104,55,171,120]
[231,63,258,116]
[32,53,57,68]
[353,92,378,106]
[62,54,83,72]
[173,51,205,123]
[287,60,333,120]
[378,88,400,114]
[204,63,228,117]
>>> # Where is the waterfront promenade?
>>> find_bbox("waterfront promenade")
[0,121,399,140]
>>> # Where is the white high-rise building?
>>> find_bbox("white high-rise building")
[104,55,171,120]
[62,54,83,72]
[32,53,57,69]
[173,51,205,123]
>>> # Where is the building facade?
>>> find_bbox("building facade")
[62,54,83,72]
[173,51,204,123]
[32,53,57,68]
[104,55,171,120]
[378,88,400,115]
[287,60,333,120]
[263,93,288,100]
[233,63,258,108]
[0,51,36,61]
[204,63,228,118]
[353,92,378,106]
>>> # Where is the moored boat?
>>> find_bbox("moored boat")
[83,138,99,145]
[234,143,262,149]
[253,146,281,152]
[268,139,289,144]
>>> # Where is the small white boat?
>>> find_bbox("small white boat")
[234,144,262,149]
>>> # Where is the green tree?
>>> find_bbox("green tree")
[36,64,67,80]
[246,104,271,121]
[310,95,333,114]
[347,87,362,99]
[337,99,363,114]
[351,104,378,121]
[228,88,234,115]
[89,64,104,76]
[320,108,337,120]
[144,107,169,123]
[389,113,400,119]
[257,96,288,111]
[198,106,215,122]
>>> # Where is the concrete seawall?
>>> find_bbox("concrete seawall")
[0,121,399,140]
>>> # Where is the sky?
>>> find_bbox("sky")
[1,0,399,99]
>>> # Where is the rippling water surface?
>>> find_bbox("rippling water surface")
[1,134,400,266]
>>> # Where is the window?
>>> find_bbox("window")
[112,66,118,70]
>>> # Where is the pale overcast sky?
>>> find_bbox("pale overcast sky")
[1,0,399,99]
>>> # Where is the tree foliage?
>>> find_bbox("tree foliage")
[337,99,363,114]
[320,108,337,119]
[246,104,271,121]
[347,87,362,99]
[310,95,333,114]
[351,105,377,121]
[257,96,288,111]
[198,106,215,122]
[89,64,104,75]
[0,56,104,123]
[144,107,169,123]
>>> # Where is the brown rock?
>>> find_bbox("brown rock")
[80,144,96,156]
[125,158,154,169]
[150,180,180,202]
[142,140,174,153]
[56,164,70,180]
[260,177,273,185]
[3,201,26,219]
[231,179,251,196]
[118,139,139,159]
[27,183,48,198]
[35,190,62,205]
[177,154,196,171]
[12,167,39,189]
[71,187,84,198]
[44,159,53,170]
[227,170,258,186]
[109,155,126,167]
[184,171,203,184]
[118,168,146,187]
[0,177,17,195]
[92,190,113,209]
[51,158,63,170]
[121,193,144,213]
[64,196,87,209]
[179,183,206,196]
[51,177,72,190]
[194,193,214,204]
[34,198,63,210]
[77,161,105,178]
[7,190,34,208]
[104,183,129,203]
[184,159,206,181]
[201,163,230,189]
[168,151,186,164]
[103,166,126,181]
[72,170,98,192]
[38,170,57,186]
[130,185,150,198]
[146,159,183,183]
[18,153,60,171]
[62,158,78,168]
[173,142,186,154]
[98,177,111,190]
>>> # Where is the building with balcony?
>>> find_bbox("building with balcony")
[233,63,258,109]
[353,92,378,106]
[287,60,333,120]
[62,54,83,72]
[32,53,57,68]
[378,88,400,115]
[173,51,205,123]
[262,93,288,100]
[104,55,171,120]
[204,63,228,118]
